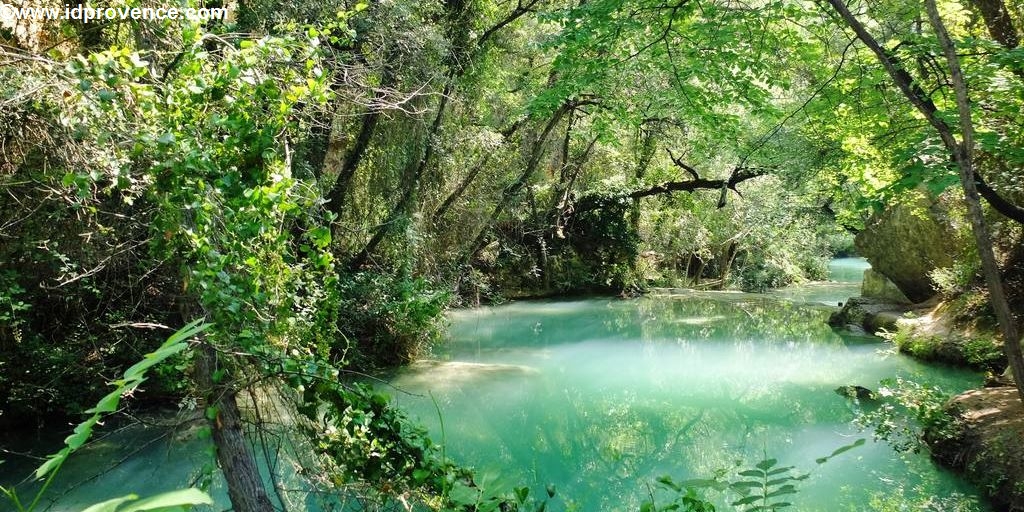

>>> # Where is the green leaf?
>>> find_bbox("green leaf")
[64,416,99,450]
[447,482,478,505]
[86,390,123,414]
[755,458,777,471]
[81,494,138,512]
[514,486,529,503]
[764,485,797,498]
[657,475,681,492]
[738,469,765,478]
[123,343,188,381]
[729,481,762,491]
[119,488,213,511]
[35,448,70,479]
[731,495,761,506]
[679,478,726,491]
[164,319,210,347]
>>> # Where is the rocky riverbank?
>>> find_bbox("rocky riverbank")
[928,387,1024,512]
[829,295,1005,372]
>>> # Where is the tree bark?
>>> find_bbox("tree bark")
[433,121,522,224]
[968,0,1020,49]
[574,165,768,214]
[322,65,397,219]
[349,88,451,270]
[195,342,274,512]
[461,104,570,263]
[976,173,1024,224]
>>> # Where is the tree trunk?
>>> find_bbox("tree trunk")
[195,342,274,512]
[433,121,523,224]
[924,0,1024,401]
[322,67,396,219]
[349,89,451,270]
[461,104,570,263]
[630,126,658,233]
[433,154,493,223]
[968,0,1020,49]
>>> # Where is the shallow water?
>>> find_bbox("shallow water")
[387,259,988,511]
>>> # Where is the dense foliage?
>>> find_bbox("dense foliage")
[2,0,1024,509]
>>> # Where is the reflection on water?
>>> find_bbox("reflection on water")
[768,257,870,306]
[389,273,986,510]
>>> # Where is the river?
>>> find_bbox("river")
[0,258,989,511]
[386,258,988,510]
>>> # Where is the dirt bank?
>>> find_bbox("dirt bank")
[928,387,1024,511]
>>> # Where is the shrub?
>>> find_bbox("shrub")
[336,270,450,367]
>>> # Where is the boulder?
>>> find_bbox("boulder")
[861,268,912,304]
[828,296,906,334]
[854,192,962,303]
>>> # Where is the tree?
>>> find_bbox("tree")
[820,0,1024,400]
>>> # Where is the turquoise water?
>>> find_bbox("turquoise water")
[1,258,988,511]
[767,257,870,306]
[387,259,987,511]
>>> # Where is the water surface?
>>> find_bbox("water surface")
[388,261,986,511]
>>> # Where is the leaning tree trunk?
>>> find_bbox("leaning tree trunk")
[195,342,274,512]
[349,88,451,270]
[461,104,570,264]
[924,0,1024,400]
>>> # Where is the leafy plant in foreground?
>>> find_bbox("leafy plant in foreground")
[642,438,866,511]
[0,320,213,512]
[855,377,962,454]
[299,379,556,511]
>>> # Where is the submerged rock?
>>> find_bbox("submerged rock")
[391,360,540,389]
[834,385,875,401]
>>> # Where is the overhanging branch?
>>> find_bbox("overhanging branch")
[576,157,770,213]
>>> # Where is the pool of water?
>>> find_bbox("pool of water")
[386,260,987,511]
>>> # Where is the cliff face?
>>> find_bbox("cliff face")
[855,192,964,303]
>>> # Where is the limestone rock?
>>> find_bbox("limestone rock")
[828,296,905,334]
[855,193,962,303]
[861,268,912,304]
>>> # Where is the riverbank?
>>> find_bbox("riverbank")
[829,297,1005,372]
[830,286,1022,510]
[929,387,1024,512]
